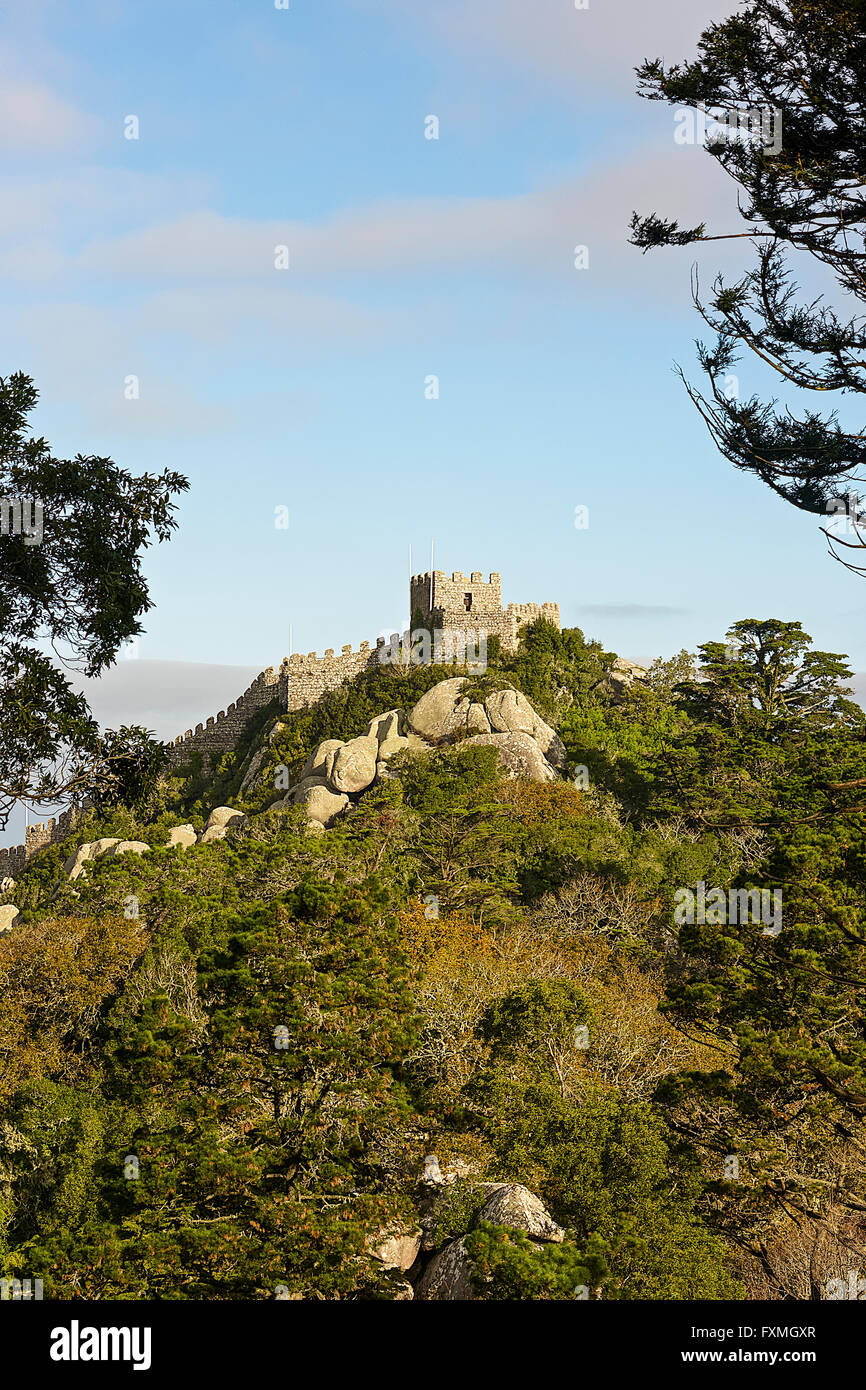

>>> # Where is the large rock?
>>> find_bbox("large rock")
[64,843,94,880]
[484,688,565,769]
[106,840,151,859]
[91,838,122,858]
[284,775,329,804]
[297,784,350,827]
[63,839,120,880]
[415,1238,475,1301]
[377,734,410,762]
[300,739,344,783]
[602,658,650,702]
[328,736,378,794]
[198,825,228,844]
[462,731,557,783]
[364,710,404,743]
[0,877,15,895]
[0,904,19,932]
[166,824,197,849]
[370,1227,422,1272]
[475,1184,564,1242]
[407,679,482,744]
[239,746,267,794]
[205,806,247,831]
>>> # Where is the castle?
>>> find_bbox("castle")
[0,806,79,880]
[0,570,559,871]
[165,569,559,768]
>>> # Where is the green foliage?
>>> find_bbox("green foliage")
[497,620,615,721]
[4,604,864,1299]
[0,372,187,826]
[632,0,866,573]
[80,725,169,818]
[465,1224,608,1300]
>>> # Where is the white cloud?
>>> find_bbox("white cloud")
[71,144,736,292]
[70,659,263,742]
[0,77,97,153]
[366,0,736,96]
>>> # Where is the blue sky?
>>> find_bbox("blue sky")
[2,0,865,843]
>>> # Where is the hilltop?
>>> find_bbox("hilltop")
[0,612,864,1300]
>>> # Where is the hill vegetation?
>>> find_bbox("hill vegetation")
[1,617,864,1300]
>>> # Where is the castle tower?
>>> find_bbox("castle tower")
[409,569,560,653]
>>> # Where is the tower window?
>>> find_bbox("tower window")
[464,593,472,611]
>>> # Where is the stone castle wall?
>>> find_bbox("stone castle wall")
[166,667,281,767]
[0,805,80,877]
[410,571,559,652]
[505,601,561,648]
[165,568,561,771]
[411,570,504,622]
[278,640,386,711]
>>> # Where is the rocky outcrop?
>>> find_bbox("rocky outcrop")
[602,657,650,701]
[167,824,198,849]
[329,736,379,794]
[198,806,249,844]
[0,904,20,932]
[299,739,344,784]
[267,678,566,832]
[369,1225,423,1273]
[56,807,249,885]
[412,1181,566,1301]
[365,710,404,743]
[415,1238,475,1301]
[294,784,349,828]
[462,731,557,783]
[407,678,484,744]
[483,689,566,769]
[475,1184,565,1242]
[205,806,248,831]
[106,840,150,859]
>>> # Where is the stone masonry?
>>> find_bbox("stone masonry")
[166,569,559,771]
[410,570,560,653]
[3,570,561,868]
[0,805,80,876]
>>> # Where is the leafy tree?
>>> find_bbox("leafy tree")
[499,620,614,720]
[630,0,866,573]
[79,725,169,818]
[653,619,866,827]
[656,811,866,1295]
[465,1224,608,1300]
[398,745,522,926]
[0,372,187,826]
[25,878,421,1299]
[466,1051,740,1298]
[676,619,861,736]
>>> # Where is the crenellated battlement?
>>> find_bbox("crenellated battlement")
[167,667,280,766]
[0,805,81,876]
[410,568,557,654]
[278,640,385,711]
